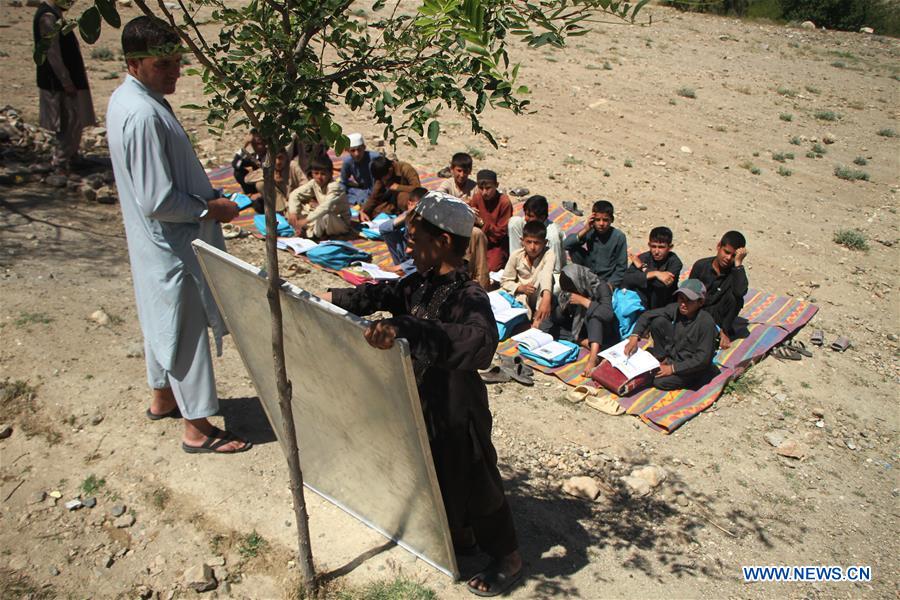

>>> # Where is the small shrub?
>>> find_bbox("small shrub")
[750,166,761,175]
[602,169,611,177]
[668,98,677,105]
[724,370,761,396]
[624,159,633,168]
[466,146,485,160]
[831,60,846,69]
[815,110,839,121]
[80,474,106,496]
[853,156,868,166]
[776,86,796,97]
[238,531,267,558]
[603,61,613,70]
[15,312,53,326]
[342,577,438,600]
[805,151,817,158]
[877,128,897,138]
[676,87,696,99]
[563,156,584,166]
[805,85,820,94]
[789,136,801,145]
[811,143,827,155]
[779,113,793,122]
[834,165,869,181]
[777,166,792,177]
[752,151,759,157]
[151,487,170,509]
[101,72,120,80]
[833,229,869,251]
[90,47,115,61]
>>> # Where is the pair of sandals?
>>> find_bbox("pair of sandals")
[810,330,851,352]
[222,223,245,239]
[566,385,625,415]
[561,201,584,216]
[772,340,813,361]
[480,355,534,386]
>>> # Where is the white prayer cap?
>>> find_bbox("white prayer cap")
[413,191,475,237]
[347,133,365,148]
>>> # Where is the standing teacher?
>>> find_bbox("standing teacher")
[107,16,250,454]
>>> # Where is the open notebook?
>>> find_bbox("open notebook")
[512,329,574,362]
[599,339,660,380]
[488,291,528,324]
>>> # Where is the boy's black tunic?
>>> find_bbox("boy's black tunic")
[330,266,517,558]
[689,256,748,336]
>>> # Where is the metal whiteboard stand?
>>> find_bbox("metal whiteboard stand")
[193,240,459,579]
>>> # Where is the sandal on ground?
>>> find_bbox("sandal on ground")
[508,188,529,197]
[783,340,813,357]
[480,365,511,384]
[146,406,181,421]
[566,385,595,404]
[771,346,802,361]
[498,354,533,377]
[467,563,523,597]
[562,201,584,217]
[585,394,625,415]
[438,167,452,179]
[503,363,534,386]
[810,330,825,346]
[222,223,243,239]
[830,336,851,352]
[181,426,252,454]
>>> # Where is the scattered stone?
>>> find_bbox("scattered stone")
[49,565,60,576]
[136,585,153,599]
[815,420,825,428]
[183,563,218,593]
[630,465,667,488]
[675,493,689,507]
[125,342,144,358]
[82,497,97,509]
[49,490,63,499]
[812,407,825,418]
[562,476,602,501]
[765,429,788,447]
[800,20,816,30]
[114,513,136,528]
[90,414,104,426]
[45,174,68,188]
[680,146,693,154]
[96,186,117,205]
[81,186,97,202]
[860,26,874,34]
[823,132,837,144]
[636,204,648,211]
[111,504,126,517]
[844,439,857,450]
[30,491,47,504]
[91,309,111,326]
[207,555,226,567]
[0,424,12,439]
[775,439,806,459]
[621,475,653,497]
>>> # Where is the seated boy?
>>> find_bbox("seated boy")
[244,148,304,214]
[563,200,627,287]
[469,169,513,272]
[378,187,427,275]
[360,155,421,221]
[231,129,266,195]
[323,191,522,596]
[508,195,566,274]
[339,133,381,205]
[623,279,718,390]
[622,226,683,310]
[436,152,477,201]
[540,264,617,377]
[689,230,749,349]
[286,154,352,239]
[500,220,555,328]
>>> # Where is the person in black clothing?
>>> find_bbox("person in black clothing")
[231,129,267,196]
[623,226,683,310]
[690,230,749,349]
[323,191,522,597]
[33,0,96,171]
[540,264,618,377]
[624,279,718,390]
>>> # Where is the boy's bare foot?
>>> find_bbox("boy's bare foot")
[467,551,523,596]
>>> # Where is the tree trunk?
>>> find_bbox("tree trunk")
[261,149,317,597]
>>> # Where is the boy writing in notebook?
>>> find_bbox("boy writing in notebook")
[622,226,682,310]
[564,200,627,287]
[500,220,555,328]
[323,191,522,596]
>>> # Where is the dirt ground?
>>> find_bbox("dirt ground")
[1,2,899,599]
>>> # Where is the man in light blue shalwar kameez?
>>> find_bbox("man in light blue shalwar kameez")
[107,16,250,454]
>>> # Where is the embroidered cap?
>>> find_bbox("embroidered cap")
[675,278,707,301]
[347,133,365,148]
[413,191,475,237]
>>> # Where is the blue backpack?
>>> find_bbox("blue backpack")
[254,213,294,238]
[612,288,645,339]
[306,241,372,270]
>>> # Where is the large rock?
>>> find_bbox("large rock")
[562,476,602,501]
[860,27,874,34]
[630,465,667,488]
[776,439,806,459]
[800,20,816,30]
[183,563,217,593]
[621,475,653,497]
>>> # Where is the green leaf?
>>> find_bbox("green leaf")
[94,0,120,28]
[427,120,440,145]
[78,7,102,44]
[181,104,206,110]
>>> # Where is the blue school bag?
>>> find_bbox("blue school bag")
[253,213,294,238]
[518,339,580,368]
[358,213,395,240]
[306,241,371,270]
[495,290,528,341]
[228,193,254,211]
[612,288,644,339]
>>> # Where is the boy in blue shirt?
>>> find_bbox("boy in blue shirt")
[378,187,427,275]
[563,200,627,287]
[339,133,381,205]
